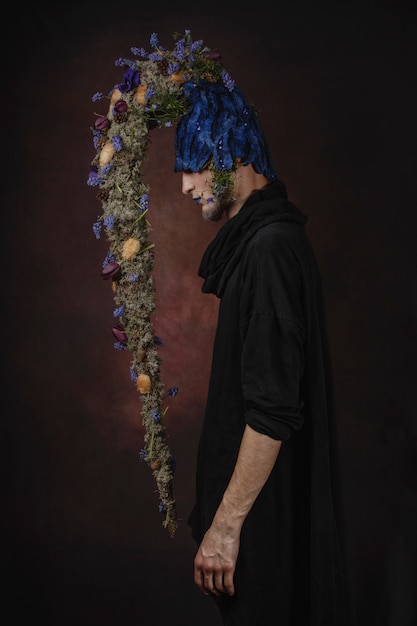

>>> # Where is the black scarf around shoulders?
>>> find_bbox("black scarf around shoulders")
[198,181,307,297]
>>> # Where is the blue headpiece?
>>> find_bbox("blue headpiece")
[174,79,277,182]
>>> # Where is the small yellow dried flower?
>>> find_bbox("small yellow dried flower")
[137,373,151,394]
[135,85,148,106]
[170,71,187,84]
[99,141,115,167]
[122,237,141,259]
[110,88,123,106]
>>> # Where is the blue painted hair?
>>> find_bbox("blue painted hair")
[174,79,277,182]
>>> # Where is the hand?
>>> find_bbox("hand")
[194,525,240,596]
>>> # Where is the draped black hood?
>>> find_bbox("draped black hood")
[198,181,307,297]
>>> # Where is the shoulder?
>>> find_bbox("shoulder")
[240,221,320,297]
[249,220,309,261]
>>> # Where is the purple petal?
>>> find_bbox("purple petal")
[94,116,110,131]
[101,261,121,280]
[112,324,127,343]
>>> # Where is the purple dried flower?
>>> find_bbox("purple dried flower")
[150,33,160,49]
[103,215,115,229]
[92,217,102,239]
[101,163,112,176]
[221,69,235,92]
[112,135,123,151]
[145,87,156,101]
[131,47,148,58]
[173,38,186,61]
[168,387,179,398]
[112,324,127,343]
[190,39,204,53]
[101,261,121,280]
[149,52,164,62]
[94,116,110,131]
[150,408,161,422]
[113,304,125,318]
[103,252,115,268]
[203,51,222,61]
[168,62,180,75]
[117,66,140,93]
[88,165,103,187]
[129,366,138,383]
[87,175,102,187]
[139,193,149,212]
[115,57,132,68]
[113,99,128,113]
[92,135,101,151]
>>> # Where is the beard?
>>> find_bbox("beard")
[203,202,226,222]
[202,195,235,222]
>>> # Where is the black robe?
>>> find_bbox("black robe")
[188,181,352,626]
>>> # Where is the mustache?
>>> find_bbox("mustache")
[193,192,215,205]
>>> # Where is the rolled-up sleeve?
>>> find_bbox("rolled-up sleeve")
[242,312,305,440]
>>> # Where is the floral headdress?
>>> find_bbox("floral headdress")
[87,30,276,537]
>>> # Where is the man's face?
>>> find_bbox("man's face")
[181,169,226,223]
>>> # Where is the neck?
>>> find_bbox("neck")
[226,164,270,219]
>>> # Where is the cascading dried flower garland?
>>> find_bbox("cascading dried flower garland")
[87,30,237,537]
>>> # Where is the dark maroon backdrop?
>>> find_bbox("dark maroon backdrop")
[3,1,417,624]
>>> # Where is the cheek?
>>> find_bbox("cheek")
[197,170,212,187]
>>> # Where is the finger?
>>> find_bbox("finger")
[205,572,222,596]
[213,571,225,595]
[198,570,222,596]
[222,569,235,596]
[194,567,209,595]
[203,573,220,596]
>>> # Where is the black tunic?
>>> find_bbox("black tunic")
[188,181,352,625]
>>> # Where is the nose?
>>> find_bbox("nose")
[181,172,194,196]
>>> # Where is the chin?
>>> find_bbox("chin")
[203,205,224,222]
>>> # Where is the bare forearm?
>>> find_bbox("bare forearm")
[193,424,282,596]
[211,424,282,534]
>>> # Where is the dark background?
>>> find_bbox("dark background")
[3,1,416,624]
